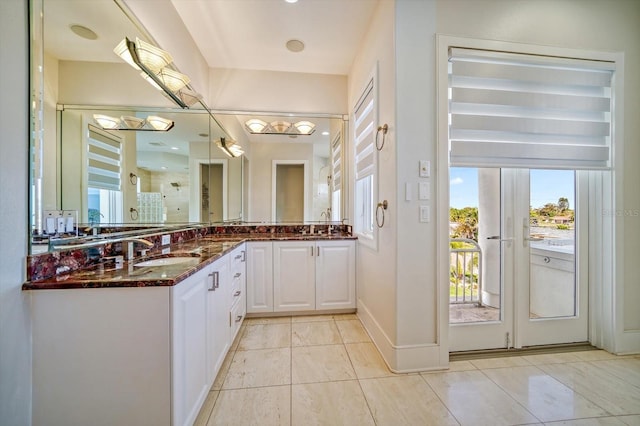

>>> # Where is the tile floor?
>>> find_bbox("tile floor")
[195,314,640,426]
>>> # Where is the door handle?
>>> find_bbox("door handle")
[486,236,514,242]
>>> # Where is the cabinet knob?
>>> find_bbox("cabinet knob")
[234,290,241,297]
[208,271,219,291]
[234,272,242,278]
[235,315,243,323]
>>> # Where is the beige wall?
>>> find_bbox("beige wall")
[249,142,314,222]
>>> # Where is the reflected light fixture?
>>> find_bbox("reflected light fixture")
[93,114,120,130]
[92,114,174,132]
[114,37,198,109]
[216,137,244,158]
[293,120,315,135]
[244,118,316,135]
[245,118,268,133]
[146,115,174,131]
[270,121,292,133]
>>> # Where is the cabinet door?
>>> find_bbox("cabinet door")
[207,255,230,385]
[273,241,315,311]
[316,240,356,310]
[246,242,274,313]
[172,266,210,426]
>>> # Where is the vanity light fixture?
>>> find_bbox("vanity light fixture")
[146,115,174,131]
[93,114,120,130]
[244,118,316,135]
[293,120,315,135]
[114,37,197,109]
[216,137,244,158]
[92,114,174,132]
[245,118,268,133]
[270,120,292,133]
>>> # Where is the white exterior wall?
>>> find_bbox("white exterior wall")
[0,0,31,424]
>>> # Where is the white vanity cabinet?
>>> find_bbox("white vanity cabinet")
[246,241,274,313]
[246,239,356,314]
[31,245,247,426]
[315,240,356,310]
[274,241,317,311]
[172,263,213,426]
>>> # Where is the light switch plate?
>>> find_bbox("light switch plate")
[419,160,430,177]
[419,182,430,200]
[420,205,430,223]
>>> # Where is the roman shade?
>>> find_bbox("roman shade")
[448,48,614,169]
[354,79,376,180]
[87,125,122,191]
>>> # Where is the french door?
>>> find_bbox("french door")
[449,167,589,352]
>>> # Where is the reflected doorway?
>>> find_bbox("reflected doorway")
[272,161,309,222]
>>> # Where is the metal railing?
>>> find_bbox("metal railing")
[450,238,482,305]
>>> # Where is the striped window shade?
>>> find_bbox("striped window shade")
[331,133,342,192]
[448,48,614,169]
[354,79,376,180]
[87,125,122,191]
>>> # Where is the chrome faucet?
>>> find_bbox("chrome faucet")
[122,238,154,261]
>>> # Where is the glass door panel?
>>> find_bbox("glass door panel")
[528,170,576,319]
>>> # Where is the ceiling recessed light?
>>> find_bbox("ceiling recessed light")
[286,39,305,53]
[322,131,329,136]
[69,24,98,40]
[170,146,179,150]
[285,0,298,3]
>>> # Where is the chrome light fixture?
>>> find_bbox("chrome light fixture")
[114,37,196,109]
[93,114,174,132]
[216,137,244,158]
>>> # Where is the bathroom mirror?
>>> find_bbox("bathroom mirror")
[29,0,346,254]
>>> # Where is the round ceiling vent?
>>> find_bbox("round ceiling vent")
[69,24,98,40]
[286,39,305,53]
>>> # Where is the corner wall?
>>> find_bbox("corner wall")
[0,0,32,424]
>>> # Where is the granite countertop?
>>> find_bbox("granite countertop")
[23,233,356,290]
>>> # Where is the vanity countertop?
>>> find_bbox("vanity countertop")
[23,233,356,290]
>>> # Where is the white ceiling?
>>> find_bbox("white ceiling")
[169,0,379,75]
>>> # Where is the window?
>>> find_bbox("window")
[87,125,123,223]
[448,48,614,169]
[353,77,377,244]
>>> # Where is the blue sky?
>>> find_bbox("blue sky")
[450,167,575,209]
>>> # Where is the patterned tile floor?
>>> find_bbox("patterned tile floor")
[195,314,640,426]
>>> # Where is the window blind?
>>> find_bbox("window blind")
[448,48,614,169]
[87,125,122,191]
[354,79,376,180]
[331,133,342,192]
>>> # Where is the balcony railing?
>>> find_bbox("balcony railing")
[450,238,482,305]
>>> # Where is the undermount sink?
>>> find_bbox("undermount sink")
[134,256,201,267]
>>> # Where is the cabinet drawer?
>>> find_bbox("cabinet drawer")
[230,293,245,341]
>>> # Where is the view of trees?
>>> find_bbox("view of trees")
[450,197,574,242]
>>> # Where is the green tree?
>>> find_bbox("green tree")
[558,197,569,212]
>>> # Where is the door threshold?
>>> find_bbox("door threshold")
[450,342,595,361]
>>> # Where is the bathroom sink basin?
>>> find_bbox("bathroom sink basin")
[134,256,201,267]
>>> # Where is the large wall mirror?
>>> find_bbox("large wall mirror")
[29,0,346,254]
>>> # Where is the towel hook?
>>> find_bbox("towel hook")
[375,124,388,151]
[376,200,388,228]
